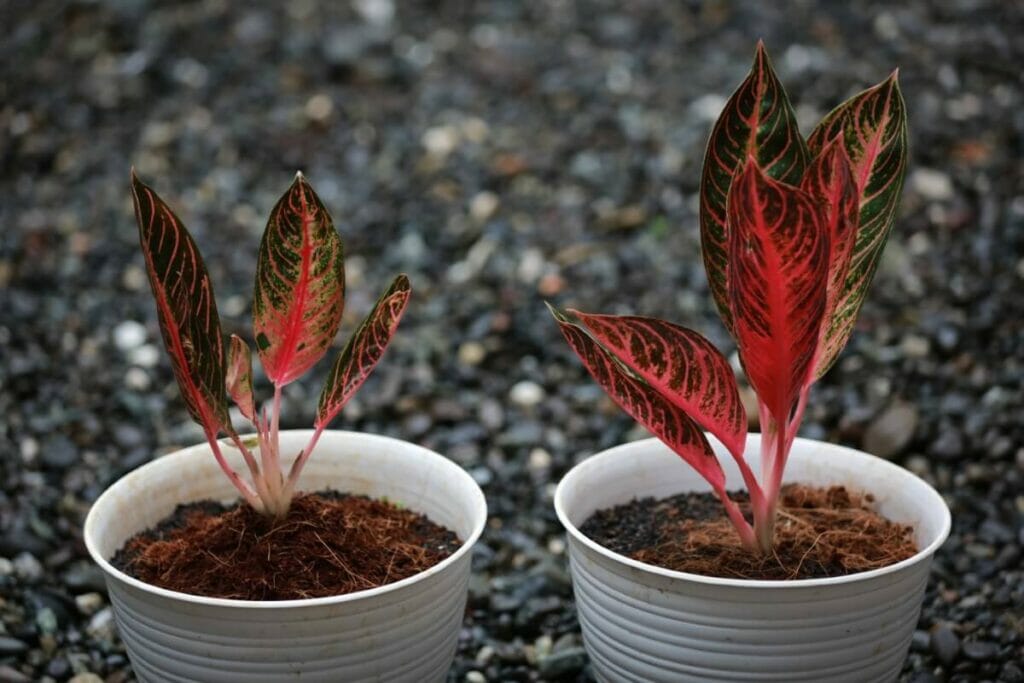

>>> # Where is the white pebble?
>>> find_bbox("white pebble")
[130,344,160,367]
[911,168,954,202]
[75,592,104,616]
[124,367,151,391]
[422,125,459,157]
[87,607,117,641]
[469,191,499,223]
[509,380,545,408]
[465,672,487,683]
[112,320,147,351]
[528,448,552,471]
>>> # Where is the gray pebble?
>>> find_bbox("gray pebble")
[537,647,587,677]
[930,624,960,666]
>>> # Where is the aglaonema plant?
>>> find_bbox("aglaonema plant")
[131,170,411,517]
[549,41,907,553]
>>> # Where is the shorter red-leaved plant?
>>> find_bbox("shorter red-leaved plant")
[131,170,411,517]
[550,41,908,553]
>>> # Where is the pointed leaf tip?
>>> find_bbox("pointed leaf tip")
[254,174,346,387]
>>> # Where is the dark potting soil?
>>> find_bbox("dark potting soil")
[111,491,461,600]
[579,484,918,580]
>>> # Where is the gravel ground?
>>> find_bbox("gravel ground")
[2,1,1022,681]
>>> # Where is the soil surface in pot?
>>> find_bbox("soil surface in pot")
[111,491,461,600]
[580,484,918,580]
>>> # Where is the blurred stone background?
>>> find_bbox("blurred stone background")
[1,0,1022,681]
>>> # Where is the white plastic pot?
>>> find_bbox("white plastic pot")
[555,434,950,683]
[85,430,487,683]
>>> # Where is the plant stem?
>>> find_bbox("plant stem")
[207,431,264,512]
[717,488,758,552]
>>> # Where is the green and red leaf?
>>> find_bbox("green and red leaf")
[807,72,908,376]
[130,171,231,436]
[568,310,746,457]
[726,159,829,425]
[800,138,860,379]
[549,305,726,490]
[254,173,345,387]
[700,41,810,335]
[315,275,411,429]
[226,334,257,422]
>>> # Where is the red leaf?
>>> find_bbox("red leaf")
[569,310,746,457]
[700,41,810,336]
[549,305,726,491]
[226,334,257,422]
[130,171,231,436]
[727,159,829,425]
[254,173,345,387]
[807,72,908,377]
[800,138,859,379]
[316,275,411,429]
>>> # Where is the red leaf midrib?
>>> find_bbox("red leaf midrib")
[272,185,315,385]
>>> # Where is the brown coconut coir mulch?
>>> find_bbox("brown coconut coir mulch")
[112,492,461,600]
[580,484,918,580]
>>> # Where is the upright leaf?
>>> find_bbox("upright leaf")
[800,138,859,378]
[316,275,411,428]
[254,173,345,387]
[569,311,746,457]
[130,172,231,435]
[226,334,257,422]
[727,159,828,425]
[549,306,726,491]
[807,72,908,375]
[700,41,810,335]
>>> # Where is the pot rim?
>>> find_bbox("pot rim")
[84,429,487,609]
[554,435,951,589]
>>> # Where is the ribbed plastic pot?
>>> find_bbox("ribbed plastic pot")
[554,435,950,683]
[84,430,487,683]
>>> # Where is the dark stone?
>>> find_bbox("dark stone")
[961,640,999,661]
[0,637,28,656]
[538,647,587,677]
[931,624,961,666]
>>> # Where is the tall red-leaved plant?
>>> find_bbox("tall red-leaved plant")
[131,171,410,517]
[550,42,907,552]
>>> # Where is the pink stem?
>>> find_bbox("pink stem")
[716,487,758,552]
[207,431,264,512]
[284,424,324,495]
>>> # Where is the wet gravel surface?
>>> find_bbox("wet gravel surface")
[2,1,1022,681]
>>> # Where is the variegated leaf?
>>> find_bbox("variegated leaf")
[807,72,908,376]
[254,172,345,387]
[549,305,726,491]
[800,138,859,379]
[130,171,231,435]
[700,40,810,335]
[727,159,829,425]
[569,310,746,457]
[316,275,411,428]
[226,334,257,422]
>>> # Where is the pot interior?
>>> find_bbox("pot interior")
[556,435,950,556]
[87,430,487,566]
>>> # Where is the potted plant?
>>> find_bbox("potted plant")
[549,42,950,682]
[84,172,486,682]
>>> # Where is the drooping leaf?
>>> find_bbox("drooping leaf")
[316,275,411,429]
[226,334,257,422]
[569,310,747,457]
[254,172,345,387]
[807,72,908,375]
[700,41,810,336]
[130,171,231,435]
[800,138,859,379]
[726,159,829,425]
[549,305,726,491]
